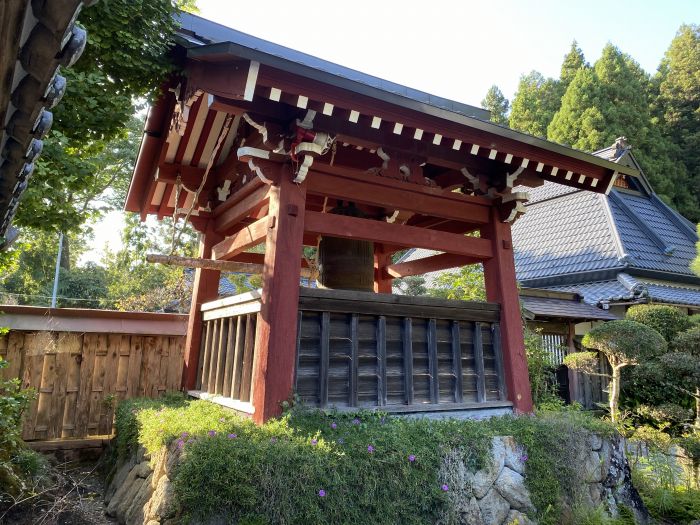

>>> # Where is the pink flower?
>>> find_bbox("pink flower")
[441,484,449,492]
[311,438,318,446]
[318,489,326,497]
[227,433,237,439]
[180,432,189,439]
[367,445,374,453]
[330,422,337,430]
[176,439,185,449]
[408,454,416,462]
[208,430,216,437]
[352,418,361,425]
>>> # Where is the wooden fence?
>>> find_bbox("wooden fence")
[0,306,188,441]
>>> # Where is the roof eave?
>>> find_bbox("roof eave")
[186,42,637,181]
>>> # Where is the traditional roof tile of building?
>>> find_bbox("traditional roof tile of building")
[511,141,699,308]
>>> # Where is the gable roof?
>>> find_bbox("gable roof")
[512,144,698,289]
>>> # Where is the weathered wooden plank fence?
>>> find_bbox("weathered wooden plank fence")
[0,306,188,441]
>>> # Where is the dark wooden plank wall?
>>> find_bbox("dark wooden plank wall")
[296,308,507,410]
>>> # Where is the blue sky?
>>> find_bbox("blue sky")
[83,0,699,262]
[195,0,698,106]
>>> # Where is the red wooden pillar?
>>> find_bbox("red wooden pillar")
[374,243,393,293]
[182,223,223,390]
[482,207,533,413]
[252,165,307,423]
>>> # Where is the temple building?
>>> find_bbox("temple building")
[125,12,638,423]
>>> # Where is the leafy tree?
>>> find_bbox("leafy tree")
[560,41,587,90]
[655,25,700,217]
[102,214,197,312]
[508,71,561,138]
[481,85,509,125]
[16,0,190,236]
[548,43,698,218]
[524,328,558,407]
[626,304,692,343]
[664,328,700,430]
[52,263,108,309]
[427,265,485,301]
[565,320,667,422]
[394,276,428,297]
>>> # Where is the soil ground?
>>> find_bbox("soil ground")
[0,459,114,525]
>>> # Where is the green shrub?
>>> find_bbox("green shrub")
[0,356,36,503]
[626,304,691,343]
[117,397,616,525]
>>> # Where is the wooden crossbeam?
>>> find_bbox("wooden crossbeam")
[212,217,270,260]
[214,184,271,233]
[306,168,491,224]
[147,253,262,272]
[386,253,484,278]
[304,210,493,259]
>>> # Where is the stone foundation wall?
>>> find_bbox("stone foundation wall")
[104,434,648,525]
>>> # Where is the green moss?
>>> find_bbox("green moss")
[115,398,616,525]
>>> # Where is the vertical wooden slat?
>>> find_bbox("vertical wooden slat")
[115,335,131,402]
[20,334,42,440]
[4,332,25,380]
[75,334,96,438]
[377,316,387,406]
[473,322,486,403]
[206,320,221,393]
[427,318,439,404]
[492,324,507,400]
[319,311,330,408]
[240,314,256,402]
[126,336,143,399]
[61,334,84,438]
[165,336,184,392]
[140,336,159,398]
[198,321,212,391]
[222,317,236,398]
[214,318,227,395]
[98,334,121,435]
[403,317,413,405]
[156,336,171,397]
[451,321,463,403]
[51,334,74,438]
[88,335,109,434]
[231,315,245,399]
[350,314,359,407]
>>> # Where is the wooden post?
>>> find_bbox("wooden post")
[566,321,581,405]
[182,223,223,391]
[374,243,393,293]
[252,165,307,423]
[481,208,533,413]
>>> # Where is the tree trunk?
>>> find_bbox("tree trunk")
[610,365,622,422]
[60,234,70,271]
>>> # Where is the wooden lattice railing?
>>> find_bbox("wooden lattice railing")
[191,292,261,414]
[194,288,512,417]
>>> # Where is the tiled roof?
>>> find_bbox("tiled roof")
[513,181,579,204]
[546,273,700,308]
[610,192,697,275]
[520,295,618,320]
[512,189,623,281]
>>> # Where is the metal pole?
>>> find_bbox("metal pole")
[51,232,63,308]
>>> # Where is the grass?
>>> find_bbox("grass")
[115,395,617,525]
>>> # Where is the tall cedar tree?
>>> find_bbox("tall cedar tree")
[508,71,561,138]
[559,41,587,90]
[481,85,509,125]
[548,44,697,219]
[656,25,700,220]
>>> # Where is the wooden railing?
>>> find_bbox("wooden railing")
[194,288,512,417]
[191,292,261,413]
[296,288,510,414]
